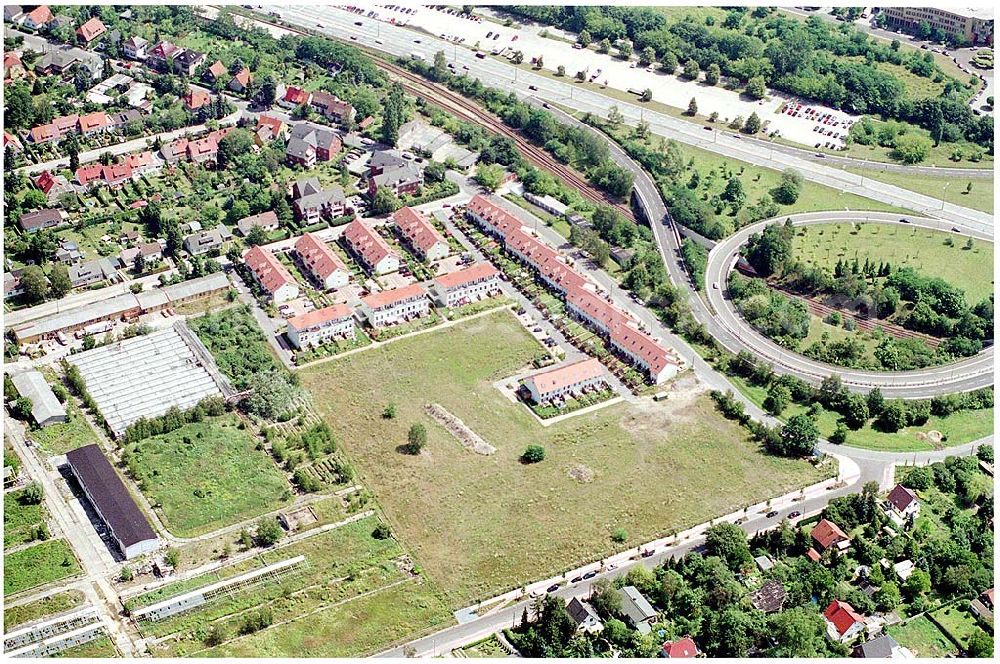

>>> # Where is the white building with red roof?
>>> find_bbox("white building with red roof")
[393,207,449,262]
[884,483,920,524]
[522,357,608,405]
[244,245,299,303]
[76,16,107,44]
[279,86,312,109]
[823,600,865,643]
[22,5,53,30]
[294,232,349,290]
[286,304,355,350]
[342,219,400,276]
[360,284,429,328]
[431,262,501,308]
[661,637,699,658]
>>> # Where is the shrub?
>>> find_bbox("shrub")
[372,523,392,540]
[406,423,427,454]
[611,528,628,543]
[521,444,546,464]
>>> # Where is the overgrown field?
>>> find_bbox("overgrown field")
[3,539,81,596]
[299,310,828,603]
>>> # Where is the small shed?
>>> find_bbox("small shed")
[11,371,67,427]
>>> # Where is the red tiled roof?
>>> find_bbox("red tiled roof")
[661,637,699,658]
[287,303,353,332]
[393,206,447,257]
[34,170,59,194]
[255,115,284,137]
[125,150,154,170]
[102,162,133,183]
[886,483,918,513]
[244,245,296,295]
[806,547,822,562]
[361,283,427,311]
[4,131,22,151]
[343,219,397,269]
[310,90,352,116]
[294,232,347,282]
[526,358,606,396]
[823,600,864,637]
[4,51,22,70]
[232,67,251,87]
[29,124,56,143]
[207,60,226,79]
[812,519,849,550]
[76,16,107,42]
[78,111,110,132]
[54,115,79,133]
[75,163,103,185]
[184,89,211,110]
[149,41,180,60]
[282,86,311,105]
[434,262,499,290]
[25,5,52,25]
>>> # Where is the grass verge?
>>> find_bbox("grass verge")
[3,539,82,596]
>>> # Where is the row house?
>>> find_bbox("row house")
[235,210,280,237]
[430,262,501,308]
[309,91,355,124]
[294,232,349,290]
[122,36,148,60]
[27,115,79,144]
[360,284,430,328]
[342,219,400,276]
[291,178,348,223]
[244,245,299,303]
[522,357,608,405]
[74,151,160,189]
[286,304,355,350]
[285,123,342,168]
[75,16,106,44]
[78,111,111,136]
[182,226,231,256]
[278,85,312,110]
[393,207,449,262]
[161,127,233,165]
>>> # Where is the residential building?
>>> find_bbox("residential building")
[430,262,501,308]
[853,634,913,659]
[18,208,67,233]
[285,304,355,350]
[229,67,251,93]
[146,41,181,71]
[309,90,355,123]
[183,226,230,256]
[285,135,316,168]
[236,210,280,237]
[808,519,852,561]
[368,163,422,197]
[749,579,787,613]
[565,598,602,634]
[35,49,83,75]
[969,588,993,625]
[291,180,347,223]
[75,16,106,43]
[360,284,429,328]
[4,130,23,153]
[884,483,920,527]
[255,115,286,144]
[279,85,312,109]
[342,219,400,275]
[4,6,23,23]
[204,59,226,84]
[161,127,233,165]
[66,444,159,560]
[183,89,211,113]
[881,7,993,45]
[77,111,111,136]
[70,258,118,288]
[660,637,699,658]
[522,357,608,405]
[368,150,409,177]
[122,35,148,60]
[393,207,449,262]
[34,170,73,202]
[10,371,67,427]
[822,600,865,643]
[119,241,164,271]
[286,123,341,166]
[5,270,25,300]
[294,232,349,290]
[172,49,205,76]
[4,51,25,80]
[22,4,52,30]
[244,245,299,303]
[55,241,83,264]
[616,586,657,635]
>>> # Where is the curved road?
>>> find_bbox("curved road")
[705,213,994,396]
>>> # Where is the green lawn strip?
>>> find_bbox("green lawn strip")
[27,397,100,456]
[888,614,956,657]
[123,414,291,537]
[298,310,827,604]
[58,634,118,658]
[725,374,992,452]
[460,635,508,657]
[843,167,993,214]
[791,222,994,304]
[3,589,86,630]
[196,579,452,658]
[930,604,990,650]
[3,539,82,596]
[3,489,46,549]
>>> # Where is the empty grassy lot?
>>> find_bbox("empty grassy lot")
[3,539,81,596]
[3,488,46,549]
[3,589,86,630]
[931,604,989,651]
[844,167,994,214]
[123,415,290,537]
[888,615,955,657]
[791,222,994,304]
[59,635,118,657]
[299,310,828,604]
[28,397,99,456]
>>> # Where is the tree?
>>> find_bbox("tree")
[616,40,632,60]
[406,423,427,454]
[598,38,611,54]
[521,444,545,464]
[424,161,446,183]
[891,134,932,164]
[638,47,655,67]
[829,423,848,445]
[432,50,448,81]
[772,169,803,204]
[743,112,762,134]
[254,517,283,546]
[474,163,505,192]
[4,84,34,128]
[164,547,181,568]
[682,59,699,80]
[512,50,524,65]
[380,84,406,147]
[966,630,993,658]
[382,403,397,419]
[777,414,819,456]
[764,382,790,416]
[843,392,870,430]
[876,400,908,432]
[47,263,72,299]
[705,63,721,86]
[22,481,44,504]
[369,186,401,215]
[555,65,565,77]
[217,129,254,168]
[589,579,622,618]
[578,29,591,47]
[660,51,678,73]
[705,523,753,572]
[19,265,48,304]
[257,74,277,107]
[902,568,931,597]
[745,76,767,100]
[639,88,652,102]
[372,522,392,539]
[685,97,698,117]
[245,225,268,247]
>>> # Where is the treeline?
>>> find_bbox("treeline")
[122,397,227,444]
[505,7,990,151]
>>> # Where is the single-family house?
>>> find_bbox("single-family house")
[204,59,227,84]
[294,232,349,290]
[254,115,286,144]
[75,16,106,43]
[393,207,449,262]
[565,598,602,634]
[853,634,912,659]
[808,519,851,561]
[823,600,865,643]
[749,579,787,613]
[78,111,111,136]
[360,284,429,328]
[22,4,52,30]
[660,637,699,658]
[55,241,83,264]
[4,270,25,300]
[18,208,67,233]
[122,35,148,60]
[969,588,993,625]
[236,210,280,237]
[617,586,657,635]
[4,51,25,80]
[183,89,211,113]
[229,67,251,93]
[69,258,118,288]
[119,241,163,271]
[309,90,355,123]
[146,41,181,71]
[4,6,23,23]
[342,219,400,275]
[279,85,312,110]
[183,226,230,256]
[884,483,920,527]
[244,245,299,303]
[286,304,355,350]
[172,49,204,76]
[33,170,73,202]
[430,262,501,308]
[522,357,608,405]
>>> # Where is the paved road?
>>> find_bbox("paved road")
[704,213,994,396]
[256,4,992,232]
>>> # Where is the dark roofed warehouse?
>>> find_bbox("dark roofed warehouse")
[66,444,158,560]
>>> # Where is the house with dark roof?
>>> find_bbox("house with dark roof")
[66,444,159,560]
[69,258,118,288]
[883,483,920,527]
[291,180,347,224]
[749,579,787,613]
[565,597,602,634]
[18,208,68,233]
[368,163,423,198]
[236,210,280,237]
[172,49,204,76]
[853,634,911,658]
[617,585,657,634]
[286,123,342,168]
[11,371,67,427]
[183,226,231,256]
[309,90,355,124]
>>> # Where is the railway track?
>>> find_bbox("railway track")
[790,292,943,349]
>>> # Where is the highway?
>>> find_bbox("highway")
[256,4,993,234]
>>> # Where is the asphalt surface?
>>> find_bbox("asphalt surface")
[255,4,993,232]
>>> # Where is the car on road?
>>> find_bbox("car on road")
[571,575,583,583]
[712,282,719,289]
[766,510,779,518]
[583,571,597,580]
[788,510,801,519]
[899,218,910,224]
[528,84,538,91]
[546,583,562,593]
[951,227,961,233]
[604,563,617,571]
[533,327,542,332]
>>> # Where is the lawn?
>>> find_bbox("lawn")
[3,488,46,549]
[460,635,509,657]
[726,375,993,452]
[3,589,85,630]
[123,414,290,537]
[28,397,100,455]
[3,539,81,596]
[298,310,828,604]
[931,604,990,650]
[845,167,994,214]
[888,614,956,658]
[791,222,994,304]
[59,635,118,658]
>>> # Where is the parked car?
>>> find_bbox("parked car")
[766,510,779,518]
